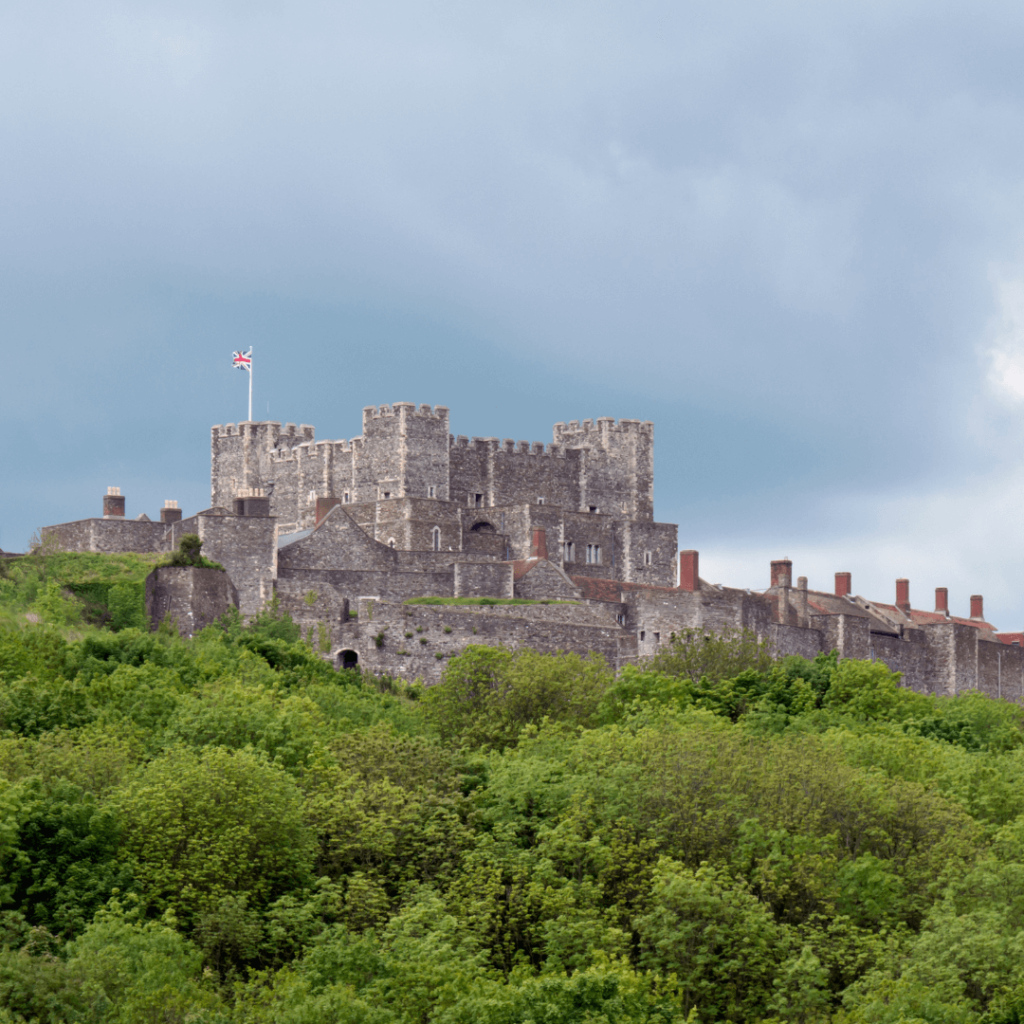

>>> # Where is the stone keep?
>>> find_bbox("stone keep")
[211,403,674,585]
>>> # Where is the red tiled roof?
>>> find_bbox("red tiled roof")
[867,600,997,633]
[511,558,541,582]
[997,633,1024,646]
[571,577,624,603]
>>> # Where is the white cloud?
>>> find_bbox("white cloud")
[986,274,1024,403]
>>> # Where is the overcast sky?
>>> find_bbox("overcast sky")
[4,0,1024,626]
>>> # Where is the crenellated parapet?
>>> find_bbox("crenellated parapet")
[451,435,568,458]
[553,417,654,447]
[362,403,450,429]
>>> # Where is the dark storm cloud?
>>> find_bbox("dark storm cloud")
[3,0,1024,623]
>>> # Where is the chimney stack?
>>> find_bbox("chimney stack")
[835,571,851,597]
[529,528,548,560]
[103,486,125,518]
[896,578,910,613]
[160,500,182,524]
[679,550,699,592]
[234,488,271,517]
[935,587,948,614]
[770,559,792,588]
[971,594,984,620]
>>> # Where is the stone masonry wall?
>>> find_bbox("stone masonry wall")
[454,561,514,598]
[552,418,654,520]
[332,600,638,685]
[43,518,170,554]
[145,566,239,636]
[449,437,581,511]
[169,512,276,618]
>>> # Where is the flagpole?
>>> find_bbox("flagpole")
[248,349,253,422]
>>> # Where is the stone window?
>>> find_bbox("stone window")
[589,505,598,513]
[382,492,391,500]
[563,541,575,563]
[537,497,545,505]
[654,631,660,643]
[388,538,396,548]
[644,550,652,566]
[586,544,601,564]
[343,492,350,504]
[640,630,645,642]
[616,613,625,625]
[474,493,483,508]
[432,527,441,551]
[428,486,436,498]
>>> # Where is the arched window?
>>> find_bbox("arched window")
[431,527,441,551]
[339,649,359,670]
[388,538,396,549]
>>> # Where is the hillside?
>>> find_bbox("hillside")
[1,556,1024,1022]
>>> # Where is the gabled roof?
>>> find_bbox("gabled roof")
[792,586,997,635]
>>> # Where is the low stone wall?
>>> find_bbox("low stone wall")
[145,566,238,636]
[43,518,170,554]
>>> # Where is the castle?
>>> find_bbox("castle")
[39,402,1024,697]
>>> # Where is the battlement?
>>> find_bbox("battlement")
[451,435,568,458]
[212,421,315,441]
[362,403,450,425]
[553,417,654,445]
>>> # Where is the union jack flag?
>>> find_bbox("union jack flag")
[232,348,252,371]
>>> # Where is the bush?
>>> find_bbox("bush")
[161,535,223,571]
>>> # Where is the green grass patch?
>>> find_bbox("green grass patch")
[0,551,160,627]
[404,596,577,606]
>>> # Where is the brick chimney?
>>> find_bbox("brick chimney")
[896,578,910,614]
[835,571,851,597]
[971,594,984,620]
[679,550,699,592]
[935,587,948,614]
[160,500,182,524]
[530,528,548,560]
[234,488,271,517]
[770,559,792,588]
[103,486,125,518]
[315,496,341,525]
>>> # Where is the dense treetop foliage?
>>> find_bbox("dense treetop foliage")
[2,557,1024,1022]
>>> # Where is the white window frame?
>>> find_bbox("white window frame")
[586,543,601,565]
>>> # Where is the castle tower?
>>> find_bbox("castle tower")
[211,421,315,512]
[553,418,654,521]
[355,404,451,501]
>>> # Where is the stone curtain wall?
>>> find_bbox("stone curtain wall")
[42,518,170,554]
[449,437,581,510]
[332,600,638,685]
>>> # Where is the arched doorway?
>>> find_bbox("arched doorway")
[339,649,359,670]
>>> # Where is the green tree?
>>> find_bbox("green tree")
[113,745,316,922]
[423,646,612,750]
[636,859,800,1022]
[107,584,147,632]
[646,626,775,683]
